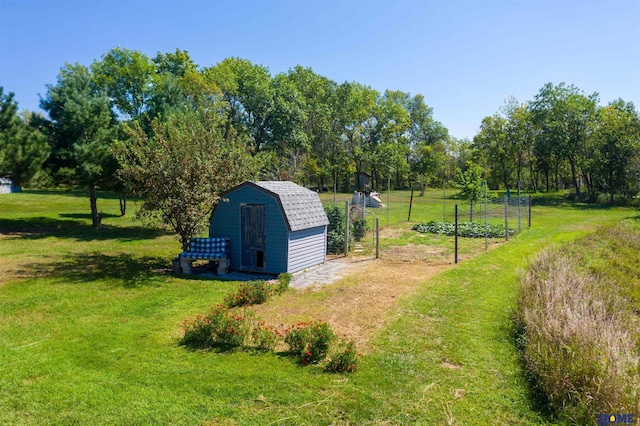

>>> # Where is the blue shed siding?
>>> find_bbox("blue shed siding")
[210,186,288,274]
[287,226,327,273]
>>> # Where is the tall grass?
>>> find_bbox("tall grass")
[516,243,640,423]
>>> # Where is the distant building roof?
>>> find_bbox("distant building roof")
[223,181,329,231]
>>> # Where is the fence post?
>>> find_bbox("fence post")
[504,195,509,241]
[344,201,349,256]
[387,176,390,226]
[528,194,532,228]
[408,188,414,221]
[518,180,522,232]
[443,178,447,222]
[484,181,488,251]
[376,217,379,259]
[455,204,459,264]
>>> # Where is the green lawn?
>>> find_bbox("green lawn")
[0,189,635,424]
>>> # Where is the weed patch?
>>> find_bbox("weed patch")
[275,272,292,295]
[515,243,640,422]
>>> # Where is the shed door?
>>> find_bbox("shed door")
[241,204,266,270]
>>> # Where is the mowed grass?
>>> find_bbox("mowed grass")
[1,189,636,424]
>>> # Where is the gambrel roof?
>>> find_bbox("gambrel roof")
[221,181,329,232]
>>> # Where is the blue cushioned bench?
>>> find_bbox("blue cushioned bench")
[179,237,230,275]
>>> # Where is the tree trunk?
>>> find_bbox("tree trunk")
[90,185,101,229]
[503,171,510,197]
[530,163,538,192]
[119,193,127,216]
[180,235,189,252]
[545,168,550,193]
[568,156,581,199]
[470,203,473,222]
[610,170,615,204]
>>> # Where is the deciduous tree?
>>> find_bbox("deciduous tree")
[473,114,514,192]
[92,47,156,119]
[454,161,484,221]
[530,83,598,198]
[115,106,258,250]
[592,99,640,202]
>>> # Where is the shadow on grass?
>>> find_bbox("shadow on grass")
[23,189,131,201]
[27,252,170,288]
[0,216,169,241]
[59,213,121,220]
[530,192,638,210]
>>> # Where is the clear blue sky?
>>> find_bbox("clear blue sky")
[1,0,638,139]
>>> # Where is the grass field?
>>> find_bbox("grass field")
[0,188,636,424]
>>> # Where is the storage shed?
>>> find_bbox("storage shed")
[0,178,21,194]
[209,181,329,274]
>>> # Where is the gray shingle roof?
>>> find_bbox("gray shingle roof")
[253,181,329,231]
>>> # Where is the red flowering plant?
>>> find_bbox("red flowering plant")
[284,321,335,365]
[180,305,250,349]
[224,280,275,308]
[250,321,283,351]
[180,313,213,349]
[324,337,361,373]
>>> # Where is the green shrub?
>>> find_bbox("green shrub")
[327,229,346,254]
[224,280,274,308]
[275,272,292,295]
[515,247,640,423]
[324,338,360,373]
[285,321,336,365]
[180,305,250,349]
[412,220,513,238]
[352,218,368,241]
[325,205,352,254]
[324,205,345,234]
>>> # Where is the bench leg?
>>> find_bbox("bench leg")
[217,259,229,275]
[180,259,193,274]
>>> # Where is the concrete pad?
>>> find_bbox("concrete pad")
[185,257,372,289]
[289,258,369,290]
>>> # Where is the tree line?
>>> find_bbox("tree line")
[473,84,640,203]
[1,47,452,229]
[1,47,639,235]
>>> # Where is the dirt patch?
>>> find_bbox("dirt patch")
[443,360,462,369]
[379,226,409,240]
[252,259,451,351]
